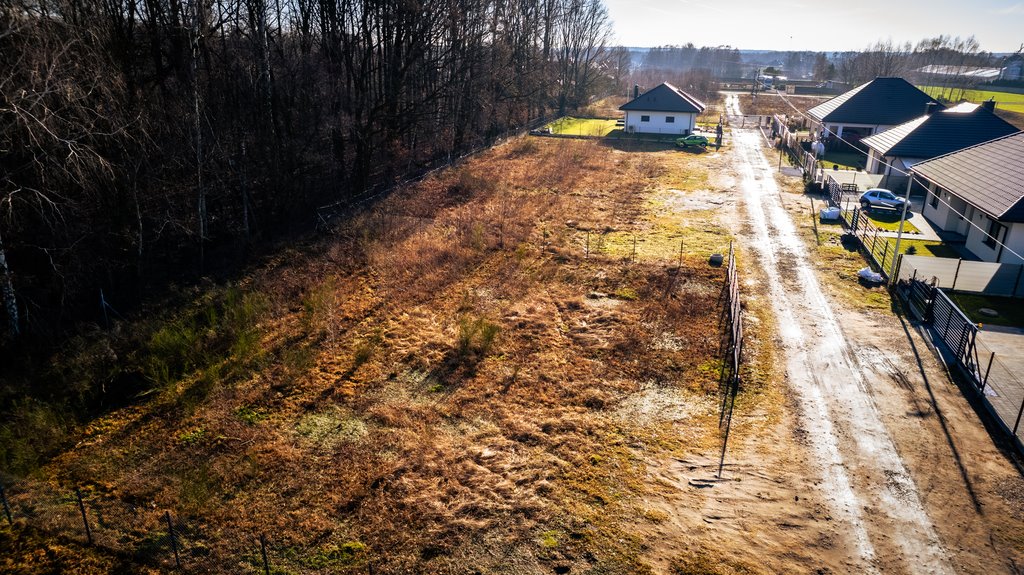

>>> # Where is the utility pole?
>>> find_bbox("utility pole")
[889,175,915,281]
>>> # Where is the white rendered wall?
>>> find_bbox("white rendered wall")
[624,111,696,134]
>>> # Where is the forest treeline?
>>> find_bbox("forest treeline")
[0,0,621,345]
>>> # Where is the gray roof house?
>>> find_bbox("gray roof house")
[861,101,1019,188]
[807,77,943,144]
[619,83,706,135]
[913,131,1024,264]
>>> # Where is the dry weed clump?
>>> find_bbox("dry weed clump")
[20,136,738,574]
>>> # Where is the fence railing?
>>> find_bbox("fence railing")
[717,241,744,478]
[898,279,1024,451]
[898,255,1024,297]
[823,176,906,280]
[316,115,550,231]
[0,474,379,573]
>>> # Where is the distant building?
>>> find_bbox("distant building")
[807,77,943,147]
[1000,54,1023,81]
[916,64,1002,82]
[861,101,1019,189]
[619,82,706,135]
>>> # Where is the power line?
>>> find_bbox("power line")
[768,89,1024,264]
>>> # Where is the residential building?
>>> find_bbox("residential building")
[912,131,1024,264]
[619,83,705,135]
[861,101,1019,189]
[807,77,943,147]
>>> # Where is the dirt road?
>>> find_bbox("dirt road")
[721,92,1015,574]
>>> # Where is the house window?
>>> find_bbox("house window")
[929,191,939,209]
[983,218,1006,249]
[666,116,675,123]
[640,115,650,122]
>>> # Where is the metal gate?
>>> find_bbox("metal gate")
[901,279,982,385]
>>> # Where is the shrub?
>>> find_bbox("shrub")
[457,316,500,359]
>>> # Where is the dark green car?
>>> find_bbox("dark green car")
[676,134,709,149]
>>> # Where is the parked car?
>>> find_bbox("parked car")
[859,188,908,212]
[676,134,709,149]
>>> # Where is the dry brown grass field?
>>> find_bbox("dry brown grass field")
[736,93,829,118]
[2,137,783,574]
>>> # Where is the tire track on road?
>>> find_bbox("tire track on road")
[725,93,953,575]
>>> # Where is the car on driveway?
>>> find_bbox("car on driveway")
[859,188,908,212]
[676,134,709,149]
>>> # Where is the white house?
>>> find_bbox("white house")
[619,83,705,135]
[913,131,1024,265]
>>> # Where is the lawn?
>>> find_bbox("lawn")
[918,85,1024,114]
[546,116,619,136]
[895,238,959,258]
[948,293,1024,328]
[863,210,919,233]
[819,151,865,170]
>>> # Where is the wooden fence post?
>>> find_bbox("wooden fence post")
[75,488,93,545]
[165,511,181,568]
[0,483,11,524]
[260,533,271,575]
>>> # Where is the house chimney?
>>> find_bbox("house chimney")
[633,84,639,99]
[925,102,939,116]
[982,99,996,112]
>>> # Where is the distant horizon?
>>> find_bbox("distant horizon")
[619,46,1020,57]
[604,0,1024,54]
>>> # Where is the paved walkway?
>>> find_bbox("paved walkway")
[975,329,1024,442]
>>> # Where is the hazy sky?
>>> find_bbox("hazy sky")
[603,0,1024,53]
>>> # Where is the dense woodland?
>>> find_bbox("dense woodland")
[0,0,619,345]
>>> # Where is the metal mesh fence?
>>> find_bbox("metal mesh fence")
[973,335,1024,445]
[0,478,307,574]
[897,279,1024,452]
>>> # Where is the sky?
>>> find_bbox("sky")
[603,0,1024,53]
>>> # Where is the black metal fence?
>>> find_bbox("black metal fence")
[899,278,1024,451]
[717,241,744,477]
[824,176,905,280]
[315,116,549,231]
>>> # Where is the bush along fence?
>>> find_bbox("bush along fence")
[716,241,744,478]
[897,277,1024,452]
[0,476,372,573]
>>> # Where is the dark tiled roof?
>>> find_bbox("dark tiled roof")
[619,82,706,114]
[911,131,1024,222]
[807,77,943,125]
[862,103,1019,159]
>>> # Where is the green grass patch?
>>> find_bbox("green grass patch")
[896,239,959,258]
[819,151,865,170]
[864,210,919,233]
[947,293,1024,328]
[547,117,619,137]
[918,85,1024,114]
